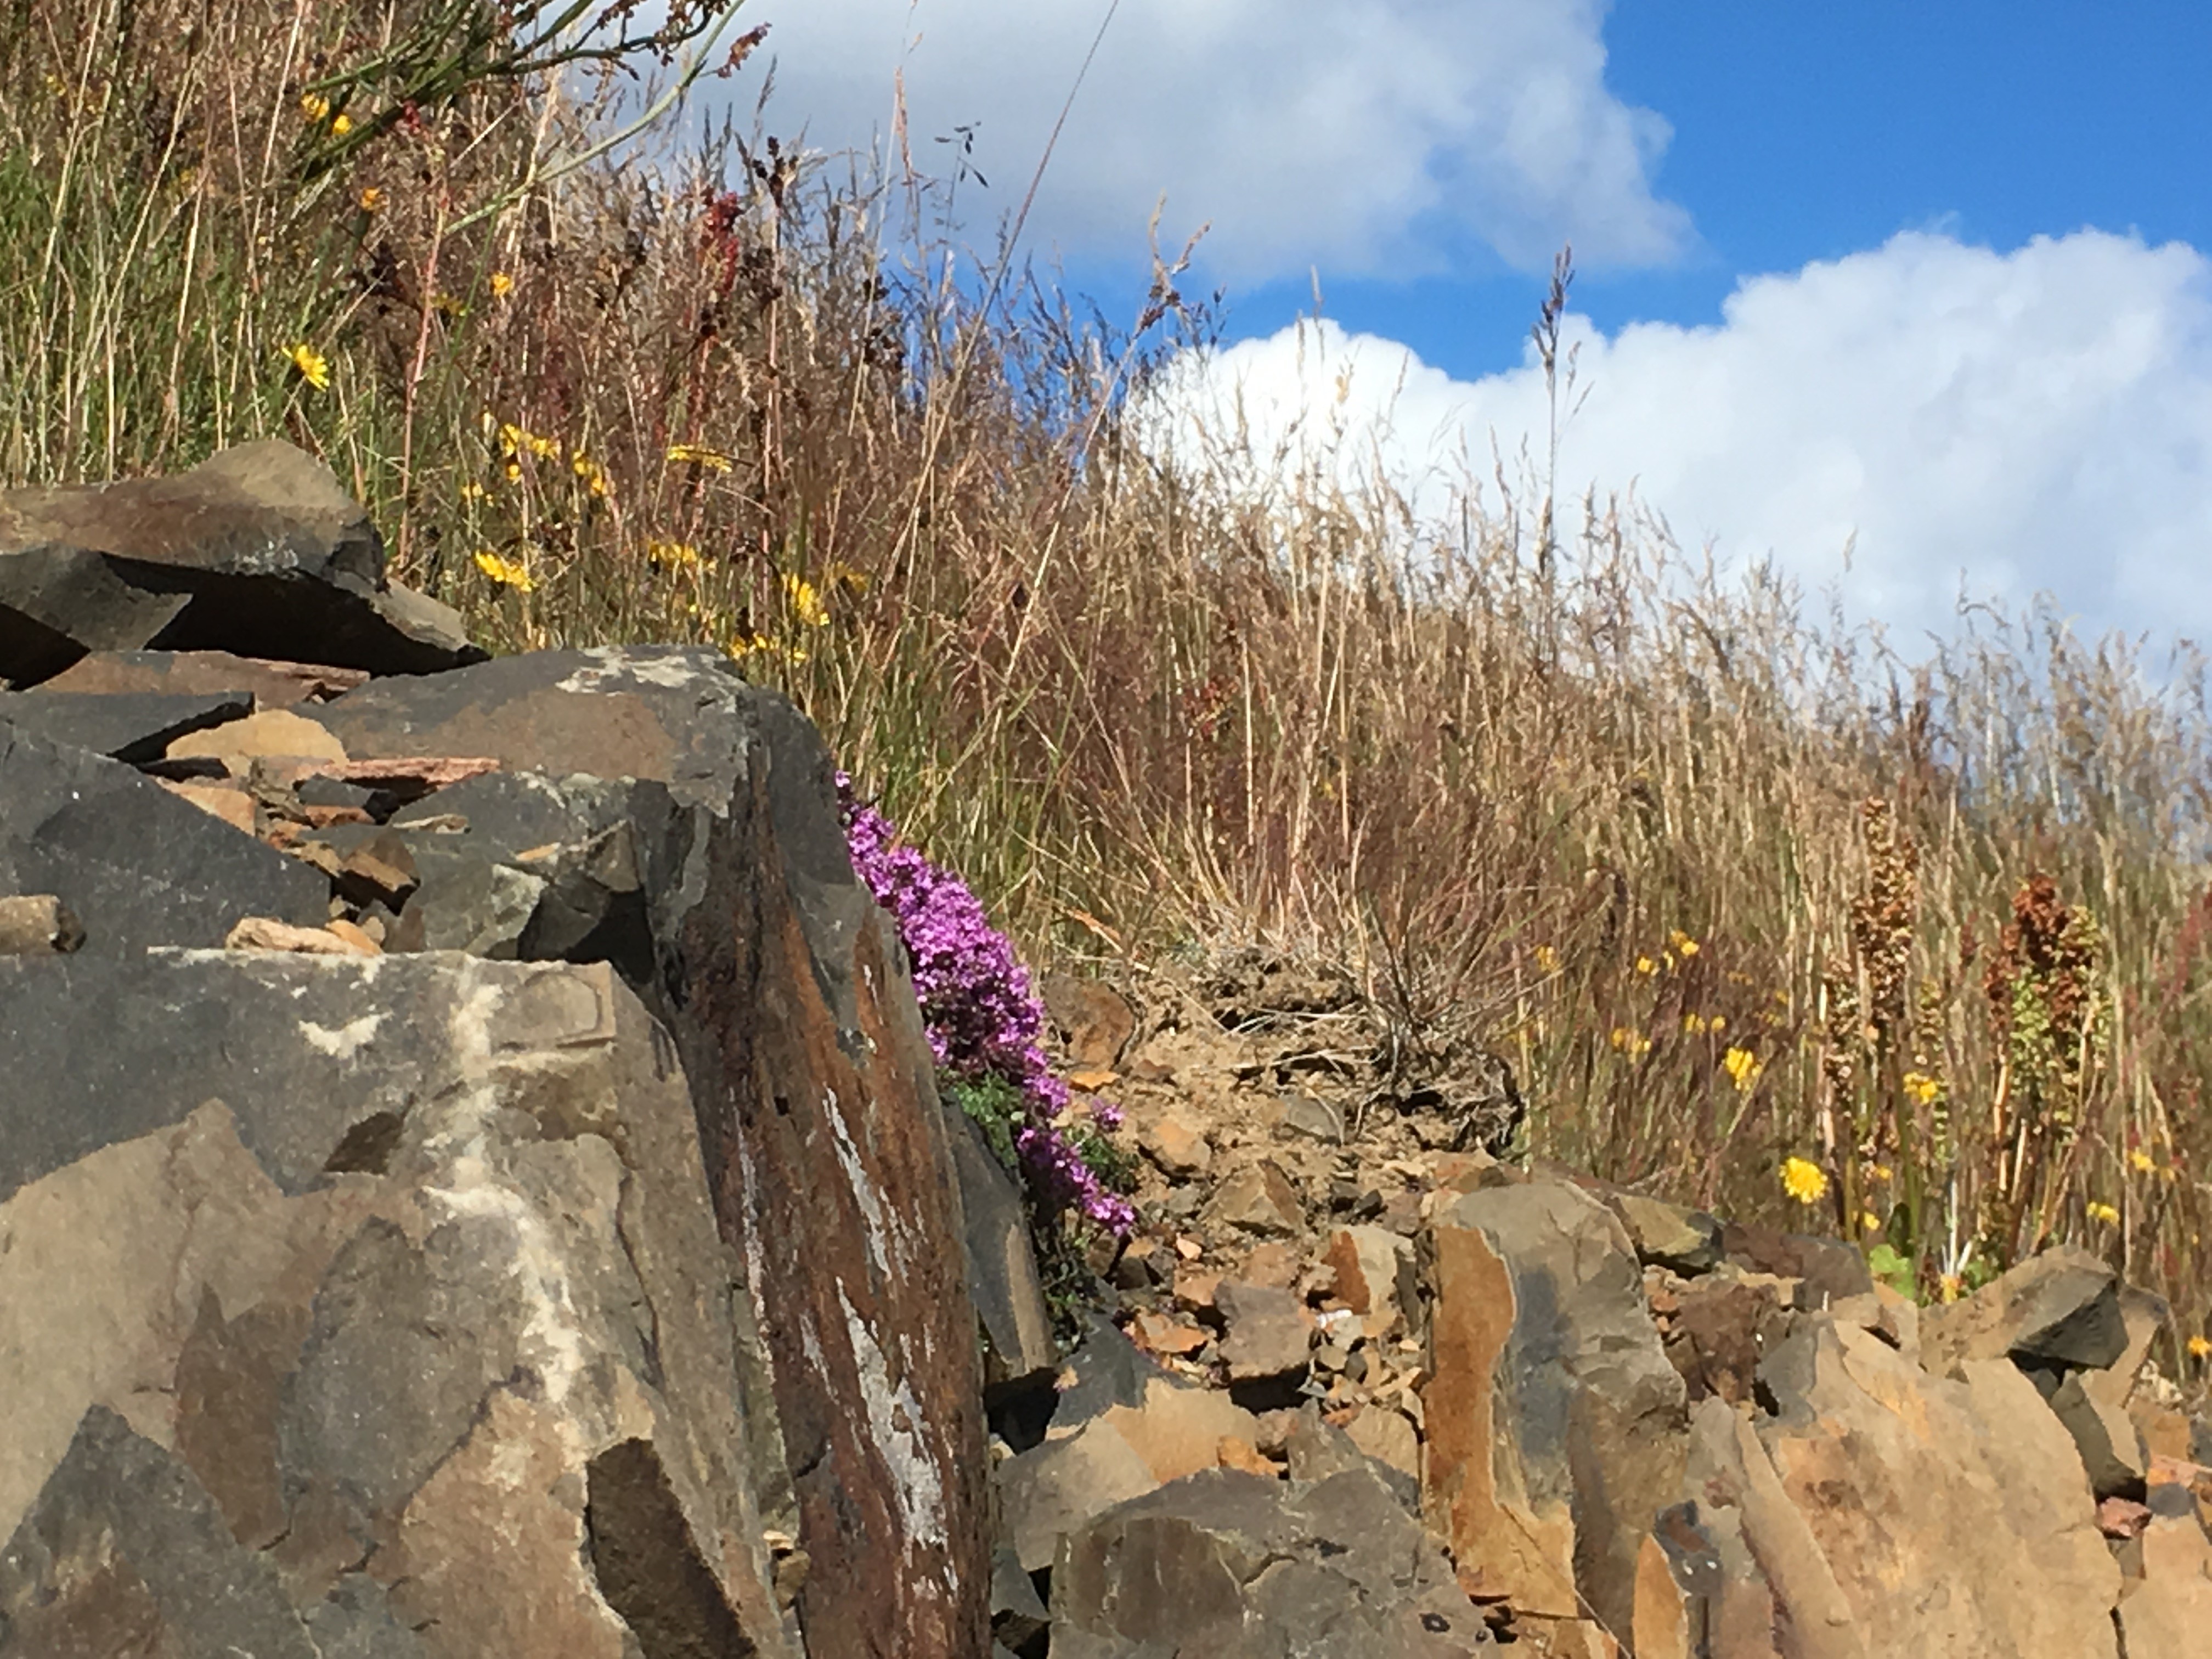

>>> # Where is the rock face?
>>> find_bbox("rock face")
[0,449,1031,1659]
[0,956,787,1655]
[1421,1181,1689,1640]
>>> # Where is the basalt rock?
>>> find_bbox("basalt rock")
[1051,1466,1495,1657]
[0,955,791,1657]
[0,441,481,682]
[0,718,329,955]
[0,623,1039,1657]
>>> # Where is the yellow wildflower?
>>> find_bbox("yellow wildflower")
[431,292,466,319]
[783,572,829,627]
[1707,1014,1726,1034]
[1635,956,1656,976]
[727,631,806,666]
[472,550,534,591]
[825,560,872,599]
[1869,1163,1893,1184]
[504,460,522,482]
[2128,1148,2154,1173]
[300,92,331,125]
[2189,1335,2212,1361]
[1683,1013,1707,1035]
[668,442,735,472]
[330,112,352,137]
[1533,944,1559,973]
[358,186,386,213]
[458,481,488,503]
[2086,1201,2120,1226]
[647,539,706,572]
[285,343,330,391]
[1901,1071,1940,1106]
[1609,1027,1652,1060]
[1781,1157,1829,1206]
[1670,930,1700,957]
[1937,1272,1965,1303]
[1860,1211,1882,1234]
[490,270,516,299]
[1722,1046,1760,1092]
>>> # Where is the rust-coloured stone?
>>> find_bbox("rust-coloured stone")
[41,647,369,706]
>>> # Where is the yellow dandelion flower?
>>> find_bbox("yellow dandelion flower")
[1635,956,1657,976]
[528,433,560,461]
[330,112,352,137]
[2189,1335,2212,1361]
[504,460,522,482]
[490,270,516,299]
[1533,944,1559,973]
[1901,1071,1941,1106]
[472,550,534,591]
[1860,1211,1883,1234]
[1722,1046,1761,1092]
[1683,1013,1708,1035]
[668,442,734,472]
[783,571,829,627]
[285,342,330,391]
[2128,1148,2154,1173]
[1671,930,1700,957]
[358,186,386,213]
[1869,1163,1893,1184]
[1708,1014,1726,1034]
[1781,1156,1829,1206]
[498,421,527,455]
[300,92,331,125]
[2086,1201,2120,1226]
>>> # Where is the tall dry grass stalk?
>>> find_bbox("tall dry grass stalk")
[5,0,2211,1379]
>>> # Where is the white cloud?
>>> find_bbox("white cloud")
[1141,229,2212,649]
[732,0,1687,282]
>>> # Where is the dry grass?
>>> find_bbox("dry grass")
[7,0,2212,1381]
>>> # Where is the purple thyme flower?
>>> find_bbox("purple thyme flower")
[839,772,1129,1234]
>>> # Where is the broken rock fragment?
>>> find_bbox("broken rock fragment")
[0,441,482,681]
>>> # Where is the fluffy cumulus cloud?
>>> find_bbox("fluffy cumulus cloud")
[730,0,1687,281]
[1142,229,2212,649]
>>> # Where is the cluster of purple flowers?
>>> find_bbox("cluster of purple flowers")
[839,775,1134,1234]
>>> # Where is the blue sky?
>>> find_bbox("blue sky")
[731,1,2212,652]
[1235,3,2212,381]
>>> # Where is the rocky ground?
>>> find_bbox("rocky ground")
[986,952,2212,1656]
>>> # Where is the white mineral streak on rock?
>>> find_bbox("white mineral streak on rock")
[825,1086,900,1276]
[837,1283,946,1554]
[299,1012,382,1059]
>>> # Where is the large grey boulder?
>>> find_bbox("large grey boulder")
[301,644,1024,1656]
[0,954,792,1656]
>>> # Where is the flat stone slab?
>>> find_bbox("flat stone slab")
[303,646,759,810]
[0,689,252,763]
[0,442,482,682]
[40,648,368,707]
